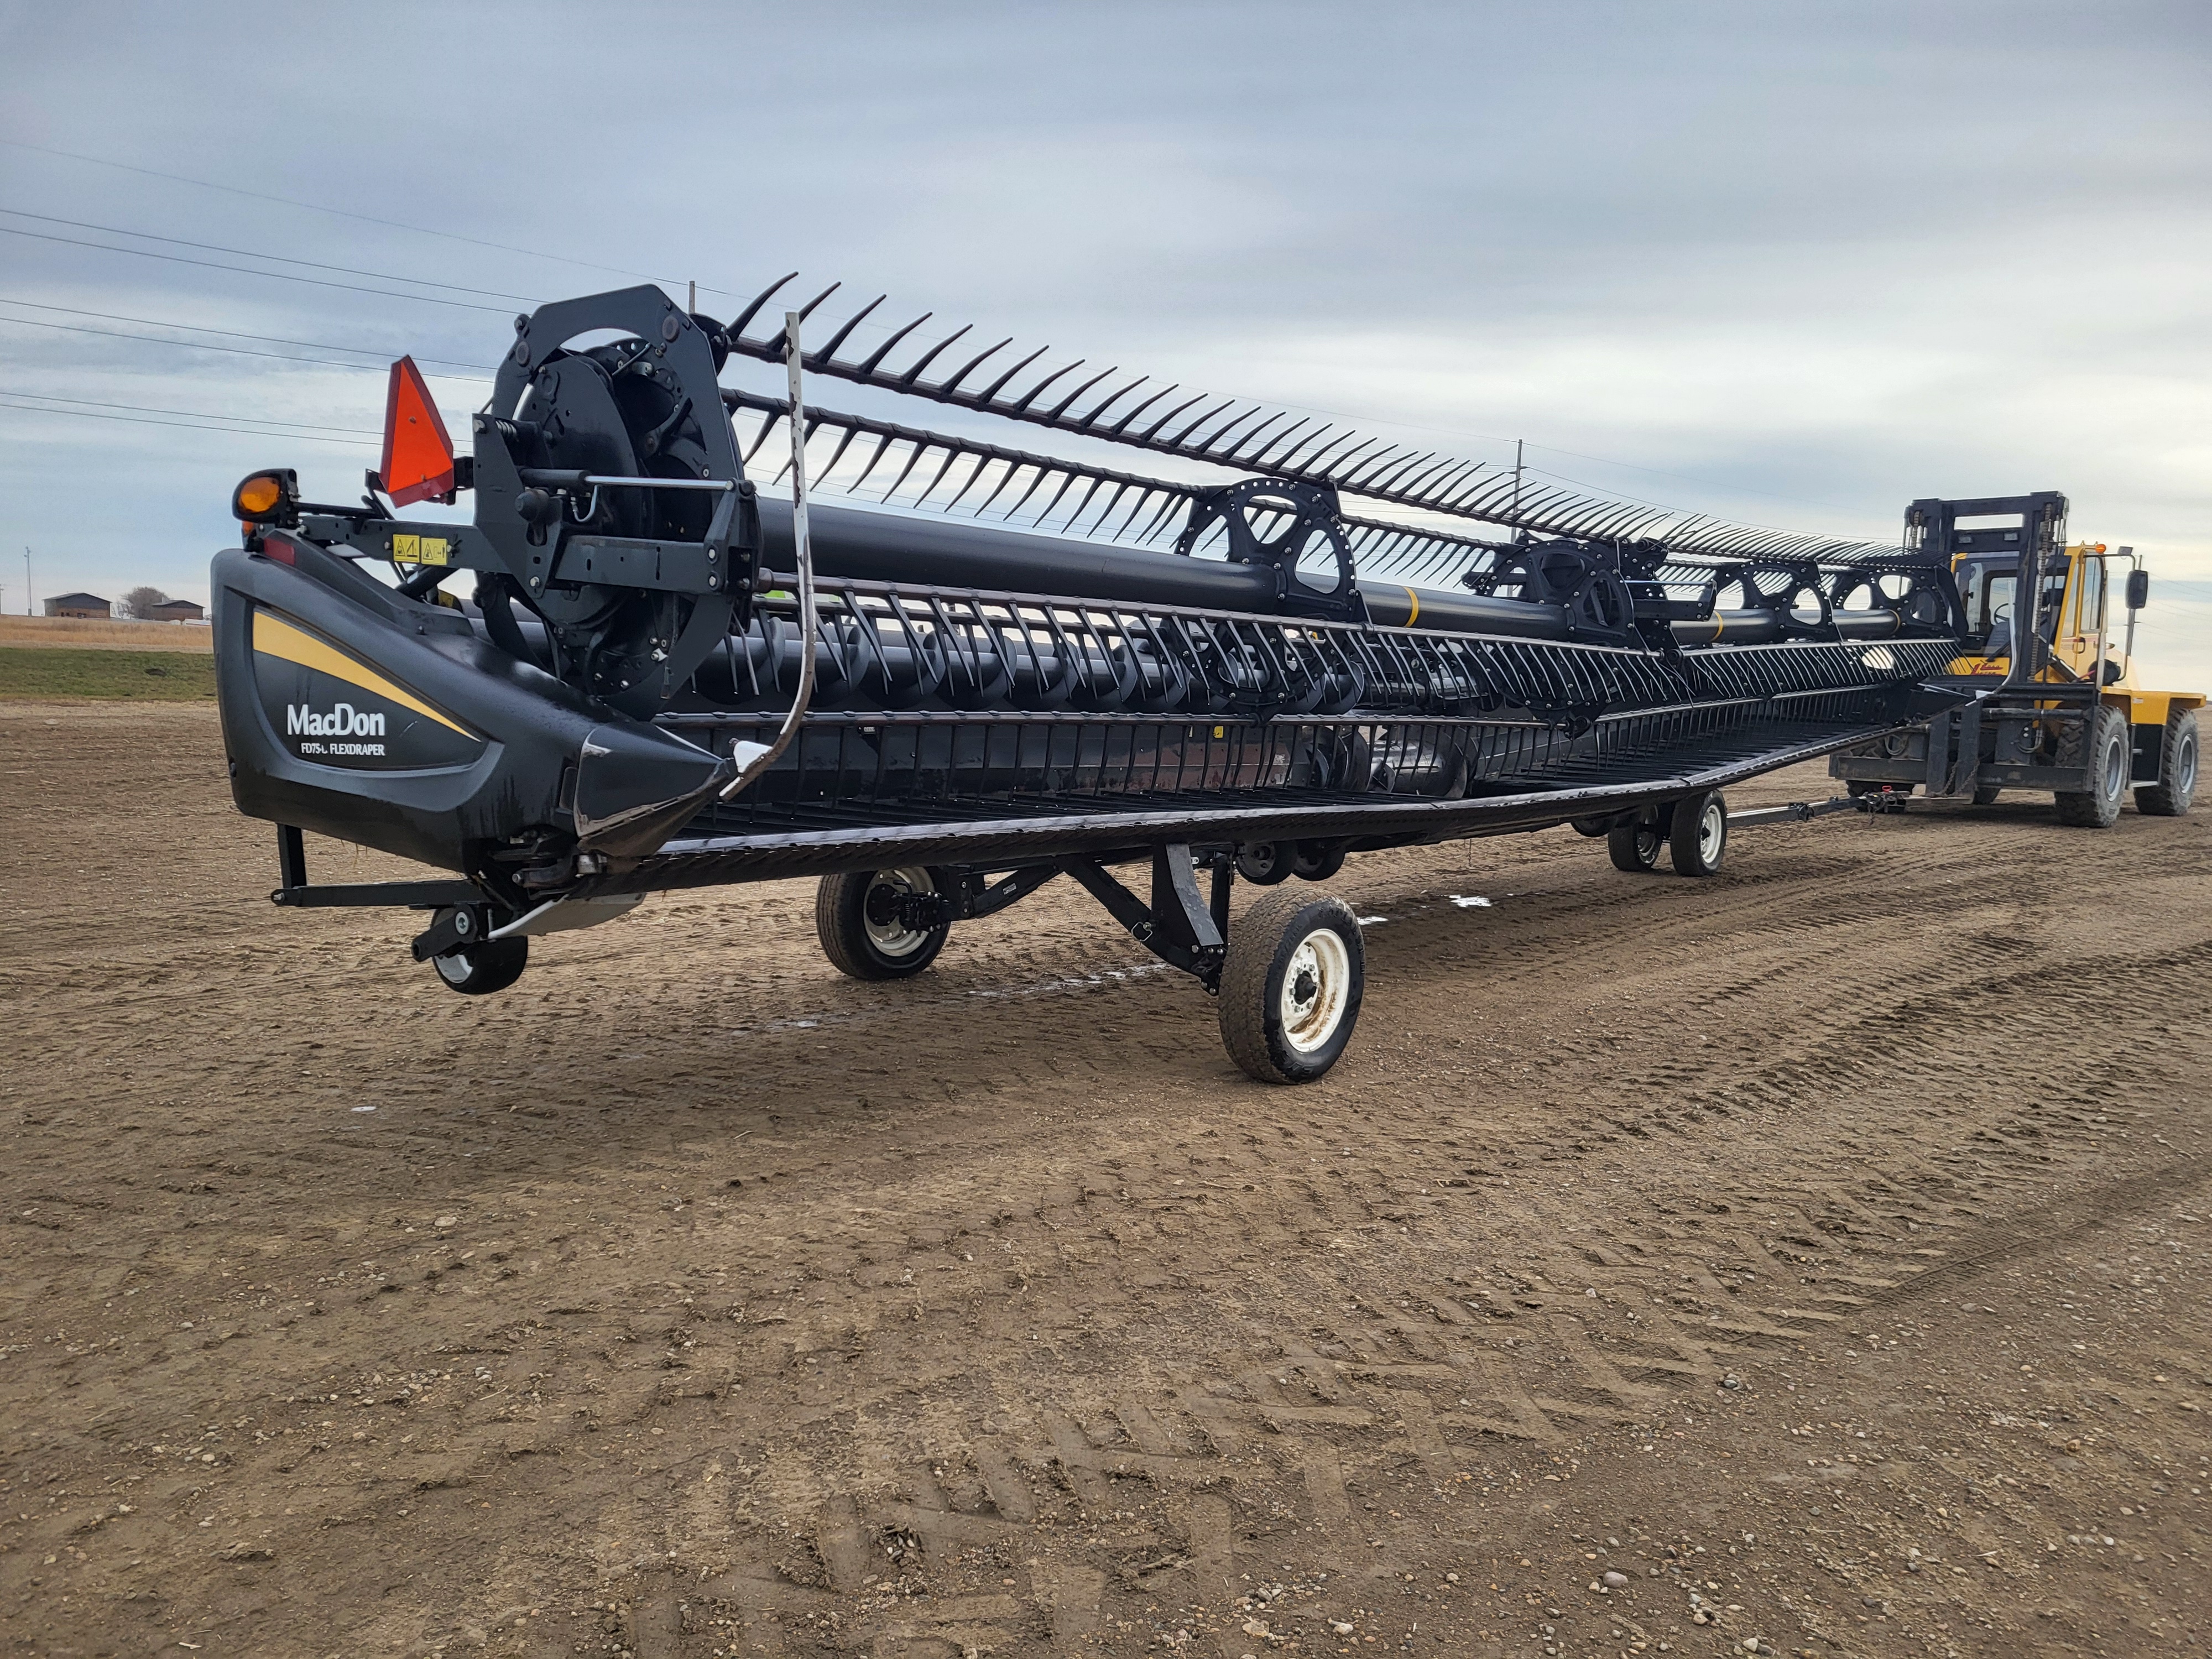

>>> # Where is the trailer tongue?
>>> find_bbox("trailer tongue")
[212,280,1968,1081]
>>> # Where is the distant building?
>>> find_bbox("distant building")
[148,599,205,622]
[44,592,112,619]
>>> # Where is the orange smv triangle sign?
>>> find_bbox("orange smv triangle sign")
[379,356,456,507]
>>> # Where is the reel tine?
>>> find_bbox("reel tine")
[795,281,843,325]
[1045,366,1121,422]
[847,309,933,375]
[1106,384,1177,437]
[974,343,1052,404]
[1077,375,1151,433]
[1138,393,1208,444]
[1159,398,1231,448]
[891,322,971,385]
[727,271,798,341]
[1008,358,1087,414]
[742,406,786,466]
[937,336,1012,397]
[941,451,996,512]
[809,295,888,367]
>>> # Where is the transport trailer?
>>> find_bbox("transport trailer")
[212,281,1970,1082]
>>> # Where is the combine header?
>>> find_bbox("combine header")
[213,279,1966,1080]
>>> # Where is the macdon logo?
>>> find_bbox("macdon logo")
[287,702,387,738]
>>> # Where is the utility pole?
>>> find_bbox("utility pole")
[1510,440,1524,521]
[23,547,30,617]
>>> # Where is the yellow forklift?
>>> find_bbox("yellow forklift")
[1830,492,2200,825]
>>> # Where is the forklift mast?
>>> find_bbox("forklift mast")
[1902,492,2068,686]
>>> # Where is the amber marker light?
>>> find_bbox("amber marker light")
[232,468,300,526]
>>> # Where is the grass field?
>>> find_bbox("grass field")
[0,646,218,700]
[0,615,213,652]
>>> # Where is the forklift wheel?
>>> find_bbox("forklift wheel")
[1669,791,1729,877]
[816,868,950,979]
[2056,708,2130,829]
[1608,813,1664,872]
[1217,889,1364,1084]
[2135,709,2198,818]
[432,936,529,995]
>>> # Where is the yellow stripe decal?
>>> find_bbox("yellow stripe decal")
[1403,587,1419,625]
[1713,610,1724,638]
[253,611,472,736]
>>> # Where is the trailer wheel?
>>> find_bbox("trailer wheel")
[1569,815,1613,838]
[1972,784,2003,806]
[1668,791,1729,877]
[1607,812,1664,872]
[1234,841,1295,884]
[2135,709,2198,817]
[1218,890,1364,1084]
[2055,708,2130,828]
[816,867,950,979]
[1290,839,1346,881]
[431,937,529,996]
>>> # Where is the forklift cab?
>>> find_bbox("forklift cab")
[1952,539,2109,684]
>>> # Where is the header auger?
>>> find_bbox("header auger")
[213,279,1973,1081]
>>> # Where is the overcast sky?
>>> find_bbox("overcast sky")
[2,2,2206,674]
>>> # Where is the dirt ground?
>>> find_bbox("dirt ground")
[3,702,2207,1659]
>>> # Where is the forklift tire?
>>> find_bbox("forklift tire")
[2135,709,2198,817]
[2055,707,2130,829]
[1217,890,1364,1084]
[816,868,950,979]
[1668,791,1729,877]
[1608,813,1664,872]
[432,936,529,996]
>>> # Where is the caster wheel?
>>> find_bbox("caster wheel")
[1289,838,1346,881]
[1234,841,1295,884]
[816,867,950,979]
[1608,812,1664,872]
[432,936,528,995]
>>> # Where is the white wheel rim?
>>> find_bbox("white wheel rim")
[434,951,471,985]
[2104,735,2127,800]
[863,867,937,958]
[1279,927,1352,1054]
[1699,801,1725,864]
[2176,731,2196,797]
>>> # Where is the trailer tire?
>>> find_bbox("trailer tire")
[2135,709,2198,817]
[1608,812,1664,873]
[1972,785,2002,806]
[2055,708,2130,828]
[1668,790,1729,877]
[816,868,950,979]
[1217,890,1364,1084]
[432,937,528,996]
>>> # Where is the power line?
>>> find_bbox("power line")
[0,225,515,313]
[0,398,377,448]
[0,208,545,305]
[0,314,493,380]
[4,389,380,435]
[0,135,700,293]
[0,297,495,373]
